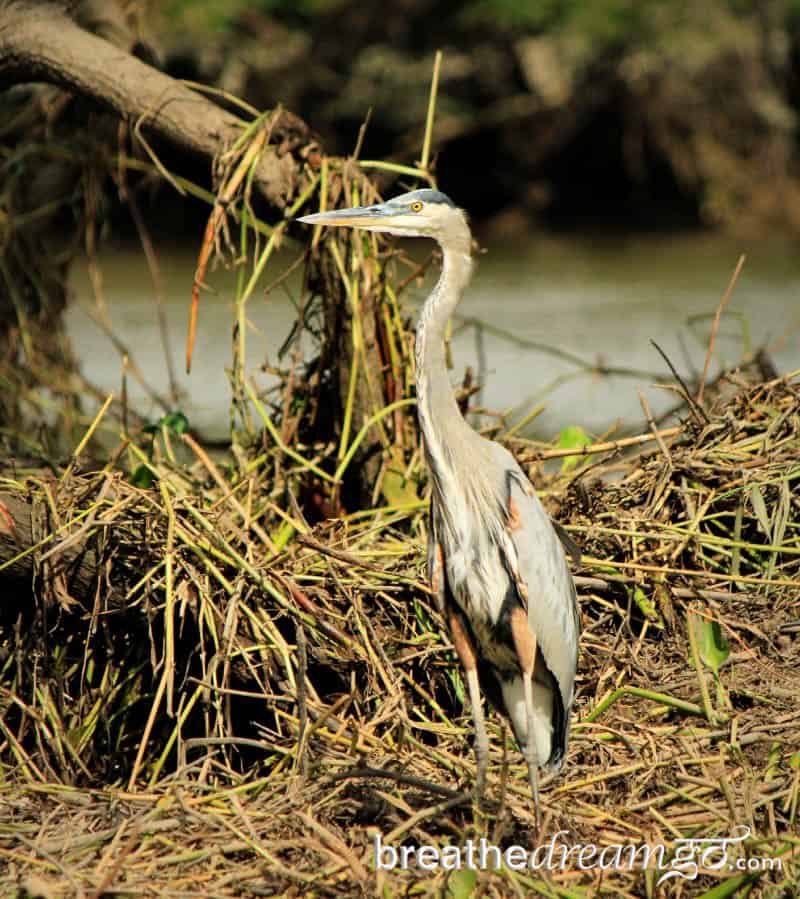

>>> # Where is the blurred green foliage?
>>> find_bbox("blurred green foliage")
[164,0,346,31]
[556,425,592,472]
[462,0,789,45]
[164,0,797,48]
[465,0,666,37]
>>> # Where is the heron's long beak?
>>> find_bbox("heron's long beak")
[296,202,396,229]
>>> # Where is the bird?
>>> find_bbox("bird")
[298,188,580,821]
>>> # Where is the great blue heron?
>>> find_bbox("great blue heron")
[298,189,580,820]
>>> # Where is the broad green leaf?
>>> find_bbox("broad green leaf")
[447,868,477,899]
[694,873,759,899]
[161,410,190,435]
[556,425,592,471]
[692,614,730,677]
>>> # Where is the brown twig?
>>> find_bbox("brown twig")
[697,254,746,406]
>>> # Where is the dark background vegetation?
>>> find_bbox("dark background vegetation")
[148,0,800,235]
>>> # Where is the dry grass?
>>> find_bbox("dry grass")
[1,344,799,898]
[1,96,799,897]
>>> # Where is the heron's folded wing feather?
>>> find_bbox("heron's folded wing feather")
[502,473,580,711]
[552,519,581,565]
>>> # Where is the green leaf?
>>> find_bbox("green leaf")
[692,615,730,677]
[130,465,155,489]
[160,411,190,435]
[694,873,760,899]
[447,868,477,899]
[630,586,664,629]
[556,425,592,471]
[273,520,297,551]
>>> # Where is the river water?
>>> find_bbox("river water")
[66,231,799,442]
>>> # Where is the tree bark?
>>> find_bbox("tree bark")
[0,489,123,607]
[0,0,309,207]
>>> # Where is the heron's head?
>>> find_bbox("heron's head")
[297,189,467,243]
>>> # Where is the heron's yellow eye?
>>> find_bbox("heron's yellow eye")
[411,201,424,212]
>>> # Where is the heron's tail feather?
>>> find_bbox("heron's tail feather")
[500,676,555,768]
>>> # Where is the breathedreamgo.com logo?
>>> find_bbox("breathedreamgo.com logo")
[374,826,780,885]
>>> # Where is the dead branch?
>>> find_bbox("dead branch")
[0,0,309,207]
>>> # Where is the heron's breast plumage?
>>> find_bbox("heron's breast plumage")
[429,464,523,672]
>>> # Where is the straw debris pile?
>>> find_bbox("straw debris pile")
[1,333,798,895]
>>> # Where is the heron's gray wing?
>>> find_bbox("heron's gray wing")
[552,520,581,566]
[498,467,580,716]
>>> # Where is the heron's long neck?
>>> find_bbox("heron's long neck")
[415,229,477,467]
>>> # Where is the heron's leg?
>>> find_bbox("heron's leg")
[466,667,489,798]
[510,605,541,825]
[447,609,489,798]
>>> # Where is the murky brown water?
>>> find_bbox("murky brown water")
[66,231,799,442]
